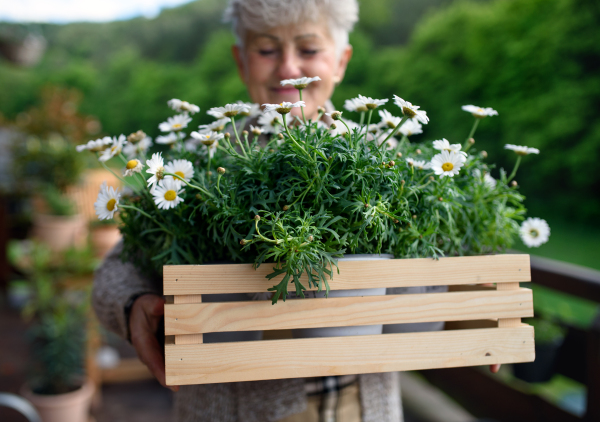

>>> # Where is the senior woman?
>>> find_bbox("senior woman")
[93,1,404,421]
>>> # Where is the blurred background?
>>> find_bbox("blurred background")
[0,0,598,421]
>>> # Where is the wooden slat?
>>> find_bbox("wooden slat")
[165,326,535,385]
[497,282,521,328]
[164,289,533,335]
[175,333,204,345]
[163,254,531,295]
[174,295,203,304]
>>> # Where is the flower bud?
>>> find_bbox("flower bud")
[416,149,422,155]
[278,133,284,140]
[397,152,402,158]
[318,106,326,114]
[393,219,399,224]
[365,203,370,208]
[399,228,403,232]
[511,180,518,187]
[242,130,248,136]
[207,171,213,177]
[308,235,313,242]
[283,205,289,211]
[252,127,262,136]
[412,215,417,220]
[330,123,337,130]
[240,239,247,246]
[195,193,202,200]
[481,151,488,158]
[127,130,146,144]
[468,138,475,144]
[401,180,405,186]
[254,215,261,221]
[330,111,342,120]
[438,197,443,201]
[225,132,231,139]
[389,160,395,167]
[429,176,434,181]
[419,234,423,239]
[269,148,275,153]
[217,167,226,175]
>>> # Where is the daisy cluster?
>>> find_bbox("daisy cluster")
[80,79,549,302]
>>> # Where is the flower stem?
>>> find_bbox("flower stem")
[507,156,522,182]
[298,89,307,125]
[464,118,480,150]
[380,116,409,150]
[97,156,136,190]
[165,173,214,198]
[230,116,248,159]
[282,115,311,160]
[118,204,174,235]
[359,111,365,126]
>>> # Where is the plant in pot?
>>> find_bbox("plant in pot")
[513,315,566,383]
[8,240,95,422]
[79,80,550,337]
[12,134,88,251]
[89,218,121,258]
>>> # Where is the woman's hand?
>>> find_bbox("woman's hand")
[129,294,179,392]
[489,364,501,373]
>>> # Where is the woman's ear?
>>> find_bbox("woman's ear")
[334,45,353,85]
[231,45,247,84]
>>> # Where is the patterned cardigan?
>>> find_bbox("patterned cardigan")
[92,242,404,422]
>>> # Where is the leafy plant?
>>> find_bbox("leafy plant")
[41,185,77,216]
[8,241,96,394]
[83,85,545,304]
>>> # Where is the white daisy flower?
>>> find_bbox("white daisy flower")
[519,217,550,247]
[190,130,224,146]
[164,159,194,186]
[257,111,290,134]
[280,76,321,89]
[94,182,120,220]
[146,152,165,188]
[208,141,219,158]
[207,103,251,119]
[98,134,126,162]
[153,178,185,210]
[462,105,498,118]
[344,97,368,113]
[505,144,540,156]
[123,159,144,177]
[159,113,192,132]
[430,151,465,178]
[250,124,263,136]
[357,94,388,110]
[325,111,343,120]
[123,136,152,159]
[262,101,305,115]
[406,158,430,170]
[398,119,423,137]
[155,132,179,145]
[235,101,261,118]
[76,136,112,152]
[168,99,200,114]
[433,139,467,160]
[378,109,402,129]
[393,96,429,124]
[197,118,230,133]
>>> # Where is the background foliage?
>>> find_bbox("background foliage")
[1,0,599,226]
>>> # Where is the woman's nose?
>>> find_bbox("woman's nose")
[277,48,303,80]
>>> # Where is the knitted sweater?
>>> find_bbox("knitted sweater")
[92,242,405,422]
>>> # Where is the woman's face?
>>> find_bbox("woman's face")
[233,21,352,120]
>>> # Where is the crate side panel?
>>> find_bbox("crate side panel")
[164,289,533,335]
[163,254,530,295]
[165,326,534,385]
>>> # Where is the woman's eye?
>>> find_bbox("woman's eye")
[301,49,318,56]
[259,49,276,56]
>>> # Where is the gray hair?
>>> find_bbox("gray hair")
[224,0,359,57]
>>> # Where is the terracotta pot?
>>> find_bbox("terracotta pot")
[31,213,88,252]
[21,379,95,422]
[90,225,122,258]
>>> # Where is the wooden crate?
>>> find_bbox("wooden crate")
[163,254,534,386]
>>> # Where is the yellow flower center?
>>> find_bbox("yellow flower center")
[402,107,416,118]
[172,123,182,129]
[529,229,539,238]
[174,171,185,180]
[106,199,116,211]
[126,160,138,169]
[164,190,177,201]
[442,162,454,172]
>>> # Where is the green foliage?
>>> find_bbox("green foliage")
[8,241,96,394]
[524,317,566,344]
[116,100,527,303]
[42,185,76,216]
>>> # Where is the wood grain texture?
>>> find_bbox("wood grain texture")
[163,254,531,295]
[174,333,203,345]
[165,326,535,385]
[174,294,203,304]
[164,289,533,335]
[497,282,521,327]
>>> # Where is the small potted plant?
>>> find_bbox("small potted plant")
[80,79,549,311]
[513,316,566,383]
[8,241,95,422]
[89,218,121,258]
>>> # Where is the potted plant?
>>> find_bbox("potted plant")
[513,316,566,383]
[89,218,121,258]
[8,241,96,422]
[80,80,549,308]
